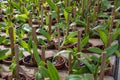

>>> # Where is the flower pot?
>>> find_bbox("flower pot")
[2,56,12,64]
[23,55,40,67]
[46,56,66,70]
[2,56,23,65]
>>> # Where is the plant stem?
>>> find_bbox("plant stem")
[68,53,72,74]
[41,46,45,61]
[48,14,52,35]
[78,30,82,69]
[57,5,60,22]
[107,7,115,47]
[85,16,90,36]
[99,51,106,80]
[81,0,85,19]
[94,60,101,80]
[41,5,44,28]
[29,11,32,27]
[14,44,20,79]
[66,0,68,8]
[66,13,70,36]
[32,27,38,45]
[9,27,15,56]
[57,25,60,51]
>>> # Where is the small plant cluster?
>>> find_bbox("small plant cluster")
[0,0,120,80]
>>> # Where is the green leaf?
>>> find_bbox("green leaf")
[38,29,51,41]
[64,9,68,23]
[0,23,6,28]
[23,24,32,32]
[78,58,94,73]
[115,50,120,57]
[9,62,16,73]
[47,61,60,80]
[46,0,58,12]
[32,42,41,66]
[73,66,90,74]
[98,30,108,47]
[15,14,28,22]
[0,49,9,60]
[102,0,112,8]
[38,38,46,45]
[39,66,49,78]
[112,28,120,41]
[18,39,30,51]
[0,36,5,44]
[67,31,77,39]
[87,47,102,54]
[81,36,89,49]
[106,43,118,58]
[35,72,43,80]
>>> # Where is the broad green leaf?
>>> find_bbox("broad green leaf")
[102,0,112,8]
[78,58,94,73]
[23,24,32,32]
[0,36,5,44]
[15,14,28,22]
[99,30,108,47]
[81,36,89,49]
[73,66,90,74]
[112,28,120,41]
[35,72,43,80]
[76,52,92,61]
[18,39,30,51]
[0,23,6,28]
[115,50,120,57]
[32,42,41,66]
[39,66,49,78]
[68,38,77,43]
[106,43,118,58]
[67,31,77,39]
[38,38,46,45]
[0,49,9,60]
[76,20,86,27]
[9,62,16,73]
[64,9,68,23]
[46,0,58,12]
[87,47,102,54]
[47,61,60,80]
[38,29,51,41]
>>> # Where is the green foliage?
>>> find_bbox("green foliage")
[87,47,102,54]
[35,72,43,80]
[112,28,120,41]
[39,61,60,80]
[46,0,58,12]
[38,29,51,41]
[98,30,108,48]
[0,49,9,60]
[106,43,118,58]
[32,42,41,66]
[81,35,89,50]
[0,36,5,44]
[101,0,112,9]
[18,39,30,52]
[65,74,93,80]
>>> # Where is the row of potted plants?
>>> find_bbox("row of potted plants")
[0,0,120,80]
